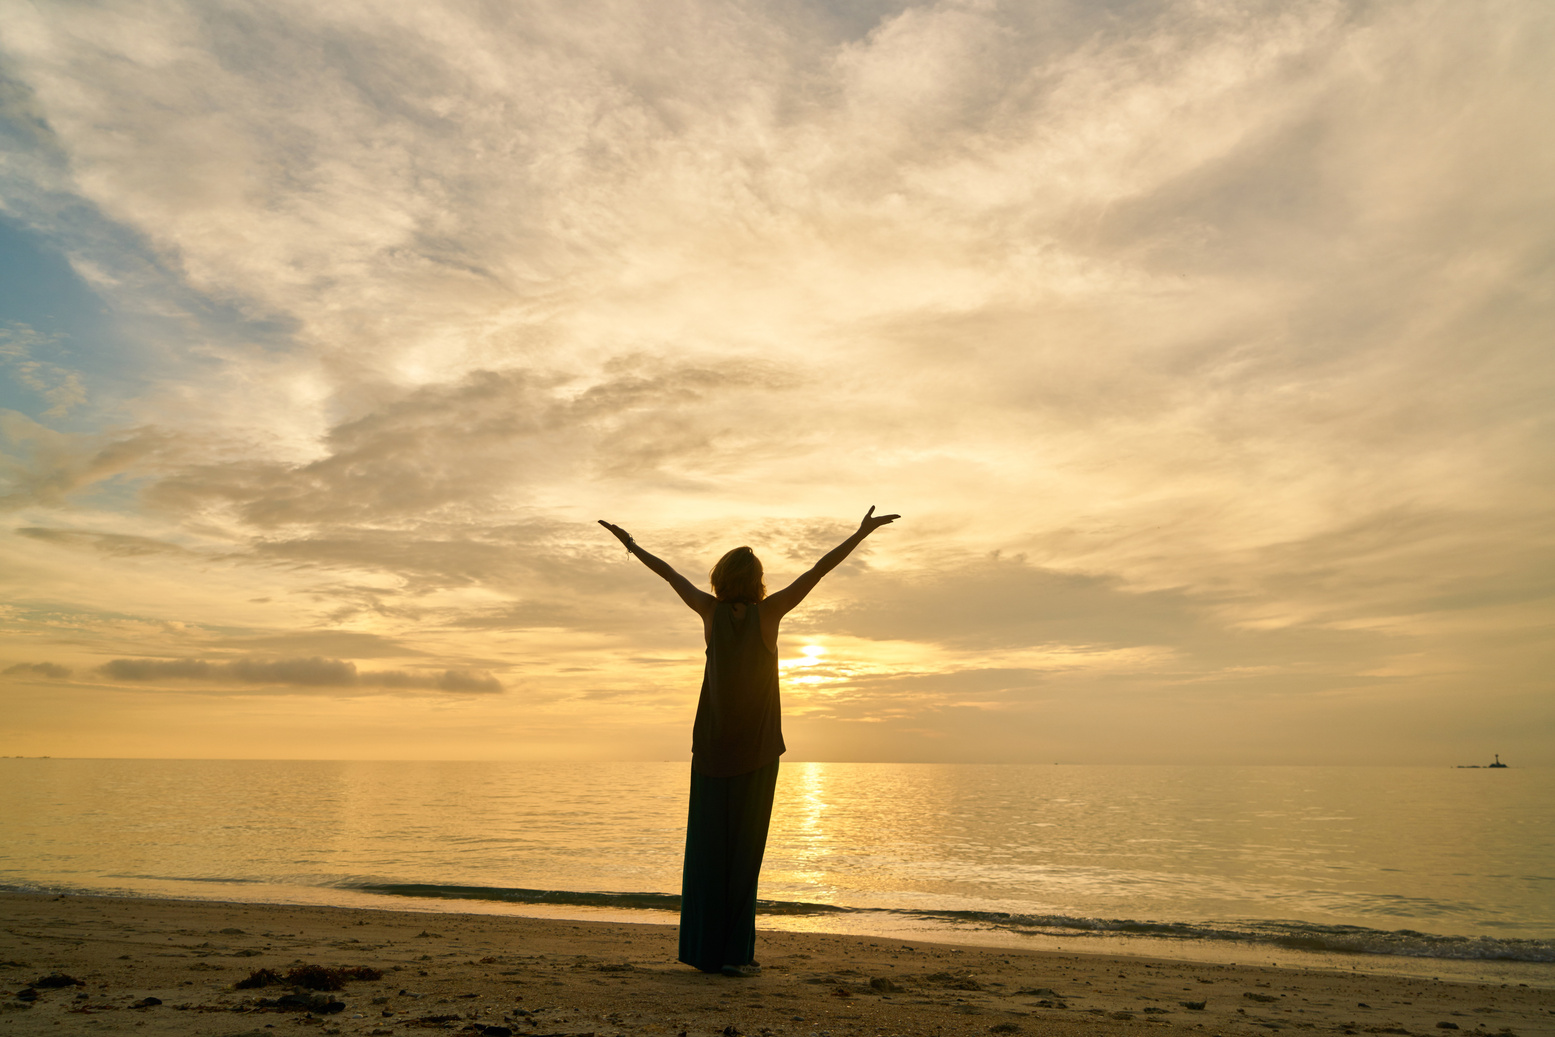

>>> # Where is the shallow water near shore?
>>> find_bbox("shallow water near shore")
[2,759,1550,984]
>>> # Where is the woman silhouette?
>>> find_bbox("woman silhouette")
[599,507,899,976]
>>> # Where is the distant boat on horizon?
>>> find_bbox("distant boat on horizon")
[1456,753,1509,769]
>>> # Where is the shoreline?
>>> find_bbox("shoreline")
[4,878,1551,989]
[1,892,1551,1037]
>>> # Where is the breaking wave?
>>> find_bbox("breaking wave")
[343,882,1554,963]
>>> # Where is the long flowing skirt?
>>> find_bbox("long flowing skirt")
[677,760,779,972]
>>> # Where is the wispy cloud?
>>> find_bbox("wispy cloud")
[0,412,167,510]
[0,324,85,418]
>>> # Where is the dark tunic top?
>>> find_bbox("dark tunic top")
[691,601,785,777]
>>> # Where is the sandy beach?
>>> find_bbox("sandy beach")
[1,893,1549,1037]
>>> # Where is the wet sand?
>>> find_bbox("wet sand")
[1,892,1549,1037]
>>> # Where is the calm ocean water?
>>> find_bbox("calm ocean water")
[2,760,1551,983]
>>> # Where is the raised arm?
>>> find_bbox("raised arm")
[763,506,899,619]
[599,520,717,618]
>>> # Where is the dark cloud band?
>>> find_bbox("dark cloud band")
[3,661,72,679]
[96,656,502,694]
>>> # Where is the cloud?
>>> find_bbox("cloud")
[139,357,805,530]
[0,324,85,418]
[3,661,71,679]
[16,526,187,557]
[211,630,423,659]
[369,669,504,694]
[0,411,168,511]
[817,554,1209,651]
[96,655,502,694]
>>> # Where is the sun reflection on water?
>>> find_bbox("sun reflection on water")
[772,762,833,901]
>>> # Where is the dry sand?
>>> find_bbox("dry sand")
[1,893,1549,1037]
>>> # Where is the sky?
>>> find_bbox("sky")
[0,0,1551,764]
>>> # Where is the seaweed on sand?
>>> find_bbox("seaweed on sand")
[236,965,383,991]
[235,968,285,989]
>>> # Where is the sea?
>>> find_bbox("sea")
[2,759,1551,986]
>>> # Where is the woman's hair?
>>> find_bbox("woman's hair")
[709,546,766,603]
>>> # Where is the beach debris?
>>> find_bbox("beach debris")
[235,969,285,989]
[832,986,853,998]
[130,997,163,1008]
[220,927,246,935]
[593,962,633,972]
[236,964,383,990]
[1245,992,1280,1003]
[290,964,385,990]
[1181,1000,1207,1010]
[14,988,38,1002]
[990,1025,1022,1034]
[414,930,444,938]
[1438,1024,1461,1030]
[927,972,983,991]
[1015,987,1058,997]
[256,992,346,1013]
[722,1027,742,1037]
[32,972,85,988]
[869,977,900,993]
